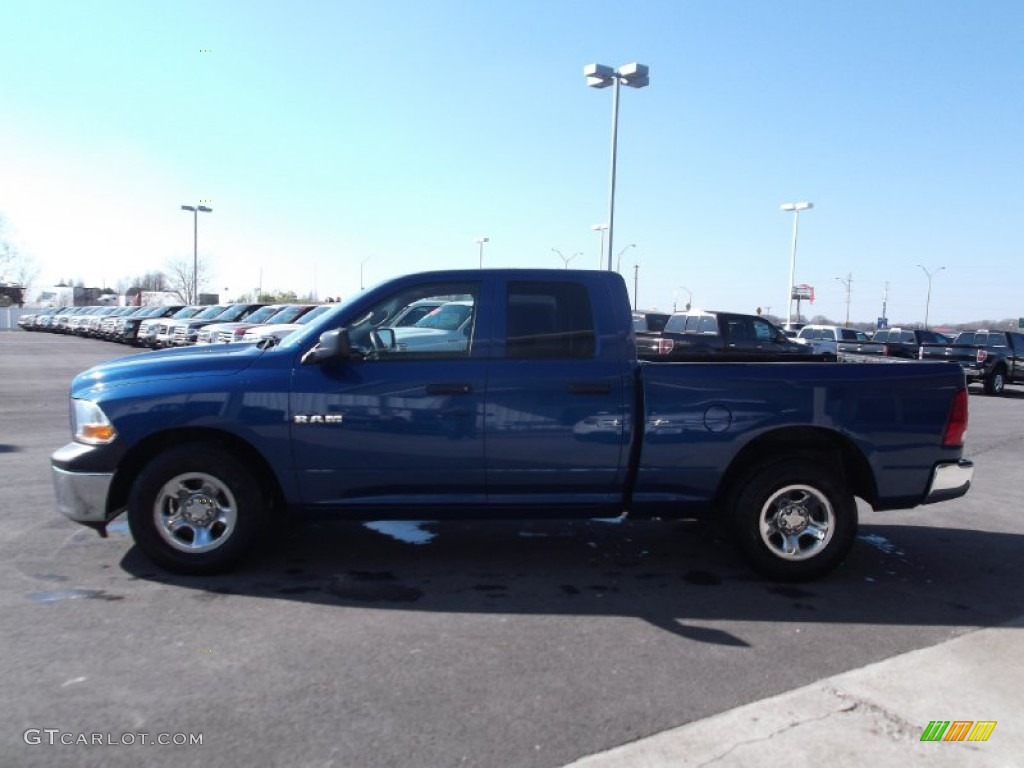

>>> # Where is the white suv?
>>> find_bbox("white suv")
[795,324,871,355]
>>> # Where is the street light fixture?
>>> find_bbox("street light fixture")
[474,237,489,269]
[615,243,636,273]
[552,248,581,269]
[780,201,813,325]
[673,286,692,312]
[917,264,945,329]
[181,204,212,304]
[584,62,650,271]
[591,224,608,268]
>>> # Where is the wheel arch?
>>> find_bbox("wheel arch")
[108,428,288,517]
[715,426,877,508]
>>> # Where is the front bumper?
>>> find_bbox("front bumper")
[922,459,975,504]
[52,466,114,523]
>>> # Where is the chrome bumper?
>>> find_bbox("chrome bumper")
[52,466,114,523]
[923,460,975,504]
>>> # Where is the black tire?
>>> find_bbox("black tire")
[983,367,1006,396]
[728,457,857,581]
[127,443,269,575]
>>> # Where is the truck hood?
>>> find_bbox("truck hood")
[71,344,264,398]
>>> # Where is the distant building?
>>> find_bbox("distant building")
[35,286,75,307]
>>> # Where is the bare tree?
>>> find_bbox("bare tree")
[0,214,41,305]
[125,271,169,292]
[165,256,213,304]
[0,214,16,281]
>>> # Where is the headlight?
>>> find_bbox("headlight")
[71,399,117,445]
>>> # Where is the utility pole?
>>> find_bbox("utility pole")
[835,273,853,326]
[633,262,639,310]
[881,281,889,328]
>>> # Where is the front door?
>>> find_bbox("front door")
[289,279,488,513]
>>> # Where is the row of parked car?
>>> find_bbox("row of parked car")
[632,308,1021,395]
[17,296,474,352]
[16,302,335,348]
[20,302,1021,395]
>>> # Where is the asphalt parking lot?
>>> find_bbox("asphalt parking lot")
[1,332,1022,768]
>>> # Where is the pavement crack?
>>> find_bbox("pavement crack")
[694,686,917,767]
[693,705,841,767]
[824,685,919,739]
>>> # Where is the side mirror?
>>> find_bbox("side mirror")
[372,328,396,349]
[301,328,354,365]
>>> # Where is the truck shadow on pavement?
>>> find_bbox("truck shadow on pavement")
[119,517,1024,646]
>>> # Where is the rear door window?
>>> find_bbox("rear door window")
[505,281,595,359]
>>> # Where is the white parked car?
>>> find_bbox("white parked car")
[391,300,475,353]
[795,324,871,355]
[240,304,336,344]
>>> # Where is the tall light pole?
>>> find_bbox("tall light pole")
[835,273,853,327]
[591,224,608,268]
[673,285,692,312]
[474,237,489,268]
[781,201,813,325]
[552,248,581,268]
[917,264,945,329]
[181,204,212,303]
[584,62,650,271]
[615,243,636,273]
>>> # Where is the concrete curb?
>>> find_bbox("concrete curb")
[566,615,1023,768]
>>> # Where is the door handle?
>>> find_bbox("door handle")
[426,383,473,395]
[568,382,611,395]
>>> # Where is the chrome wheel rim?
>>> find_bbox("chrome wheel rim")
[153,472,238,554]
[759,484,835,561]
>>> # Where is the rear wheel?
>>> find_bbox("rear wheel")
[728,457,857,581]
[983,367,1006,396]
[128,443,269,574]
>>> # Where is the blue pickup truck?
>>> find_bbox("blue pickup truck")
[51,269,974,580]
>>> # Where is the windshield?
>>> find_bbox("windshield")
[839,329,871,341]
[268,305,312,324]
[290,305,331,325]
[193,305,228,320]
[209,304,254,321]
[241,305,283,324]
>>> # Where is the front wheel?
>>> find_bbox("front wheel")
[728,457,857,581]
[127,443,269,574]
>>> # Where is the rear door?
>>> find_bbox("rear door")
[484,277,632,512]
[1010,333,1024,381]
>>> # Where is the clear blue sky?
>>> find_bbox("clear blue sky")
[1,0,1020,325]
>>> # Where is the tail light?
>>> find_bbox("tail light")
[656,338,675,355]
[942,388,969,447]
